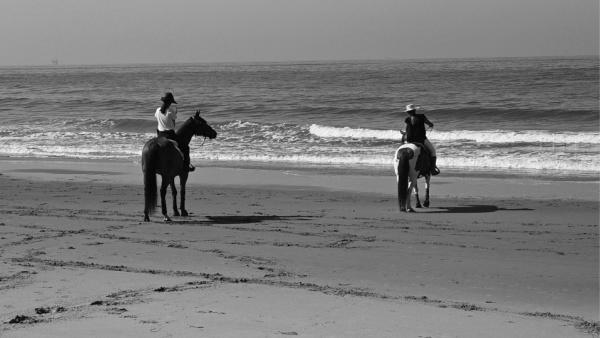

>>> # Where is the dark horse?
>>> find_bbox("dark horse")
[394,133,433,212]
[142,111,217,222]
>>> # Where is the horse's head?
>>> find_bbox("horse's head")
[191,110,217,139]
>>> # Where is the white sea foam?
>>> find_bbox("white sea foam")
[191,151,599,174]
[1,125,598,175]
[309,124,600,145]
[309,125,403,140]
[430,130,600,145]
[2,141,597,174]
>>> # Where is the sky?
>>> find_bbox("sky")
[0,0,598,65]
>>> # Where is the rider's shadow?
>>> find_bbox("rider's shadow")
[429,205,534,213]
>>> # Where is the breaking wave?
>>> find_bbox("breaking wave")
[309,124,600,145]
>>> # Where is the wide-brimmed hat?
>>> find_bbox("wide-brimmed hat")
[161,92,177,104]
[405,103,420,112]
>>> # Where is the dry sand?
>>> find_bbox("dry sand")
[0,158,598,337]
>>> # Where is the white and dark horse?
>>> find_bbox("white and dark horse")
[394,142,433,212]
[142,111,217,222]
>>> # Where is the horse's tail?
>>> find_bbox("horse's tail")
[396,148,413,211]
[142,143,158,215]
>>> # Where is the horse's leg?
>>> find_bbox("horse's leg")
[396,173,405,212]
[160,177,172,222]
[414,177,422,208]
[171,178,179,216]
[395,160,406,212]
[424,175,430,208]
[406,174,417,212]
[179,171,189,217]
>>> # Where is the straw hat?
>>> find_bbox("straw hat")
[404,103,420,112]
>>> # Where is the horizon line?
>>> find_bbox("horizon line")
[0,54,598,68]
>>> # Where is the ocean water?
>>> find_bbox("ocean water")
[1,57,598,178]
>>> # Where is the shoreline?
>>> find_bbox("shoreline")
[2,155,598,182]
[1,156,598,337]
[1,157,598,202]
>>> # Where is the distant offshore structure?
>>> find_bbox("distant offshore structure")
[51,58,59,65]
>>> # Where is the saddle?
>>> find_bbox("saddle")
[156,135,194,171]
[410,142,433,177]
[156,136,185,160]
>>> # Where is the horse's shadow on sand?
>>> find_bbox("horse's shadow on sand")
[153,205,534,223]
[162,215,316,225]
[428,205,534,214]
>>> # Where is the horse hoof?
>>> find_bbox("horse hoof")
[173,211,180,217]
[163,216,172,222]
[424,201,430,208]
[407,208,415,213]
[181,210,189,217]
[143,215,150,222]
[416,204,422,208]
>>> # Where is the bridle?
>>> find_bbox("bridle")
[193,117,210,146]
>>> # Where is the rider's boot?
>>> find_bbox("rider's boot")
[184,150,195,172]
[431,156,440,176]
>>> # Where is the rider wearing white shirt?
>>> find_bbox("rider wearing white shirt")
[155,92,194,171]
[156,92,178,138]
[155,104,177,134]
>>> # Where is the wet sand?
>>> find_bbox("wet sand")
[0,158,598,337]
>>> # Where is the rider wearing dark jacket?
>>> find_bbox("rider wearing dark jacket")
[403,104,439,175]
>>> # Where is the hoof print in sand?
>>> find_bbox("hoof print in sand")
[34,306,67,315]
[8,315,40,324]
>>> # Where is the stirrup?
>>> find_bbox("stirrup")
[431,167,440,176]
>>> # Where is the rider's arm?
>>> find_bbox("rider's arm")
[424,115,434,128]
[168,105,177,124]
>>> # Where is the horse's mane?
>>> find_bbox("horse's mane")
[175,117,194,134]
[173,117,196,146]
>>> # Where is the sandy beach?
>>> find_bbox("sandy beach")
[0,158,598,337]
